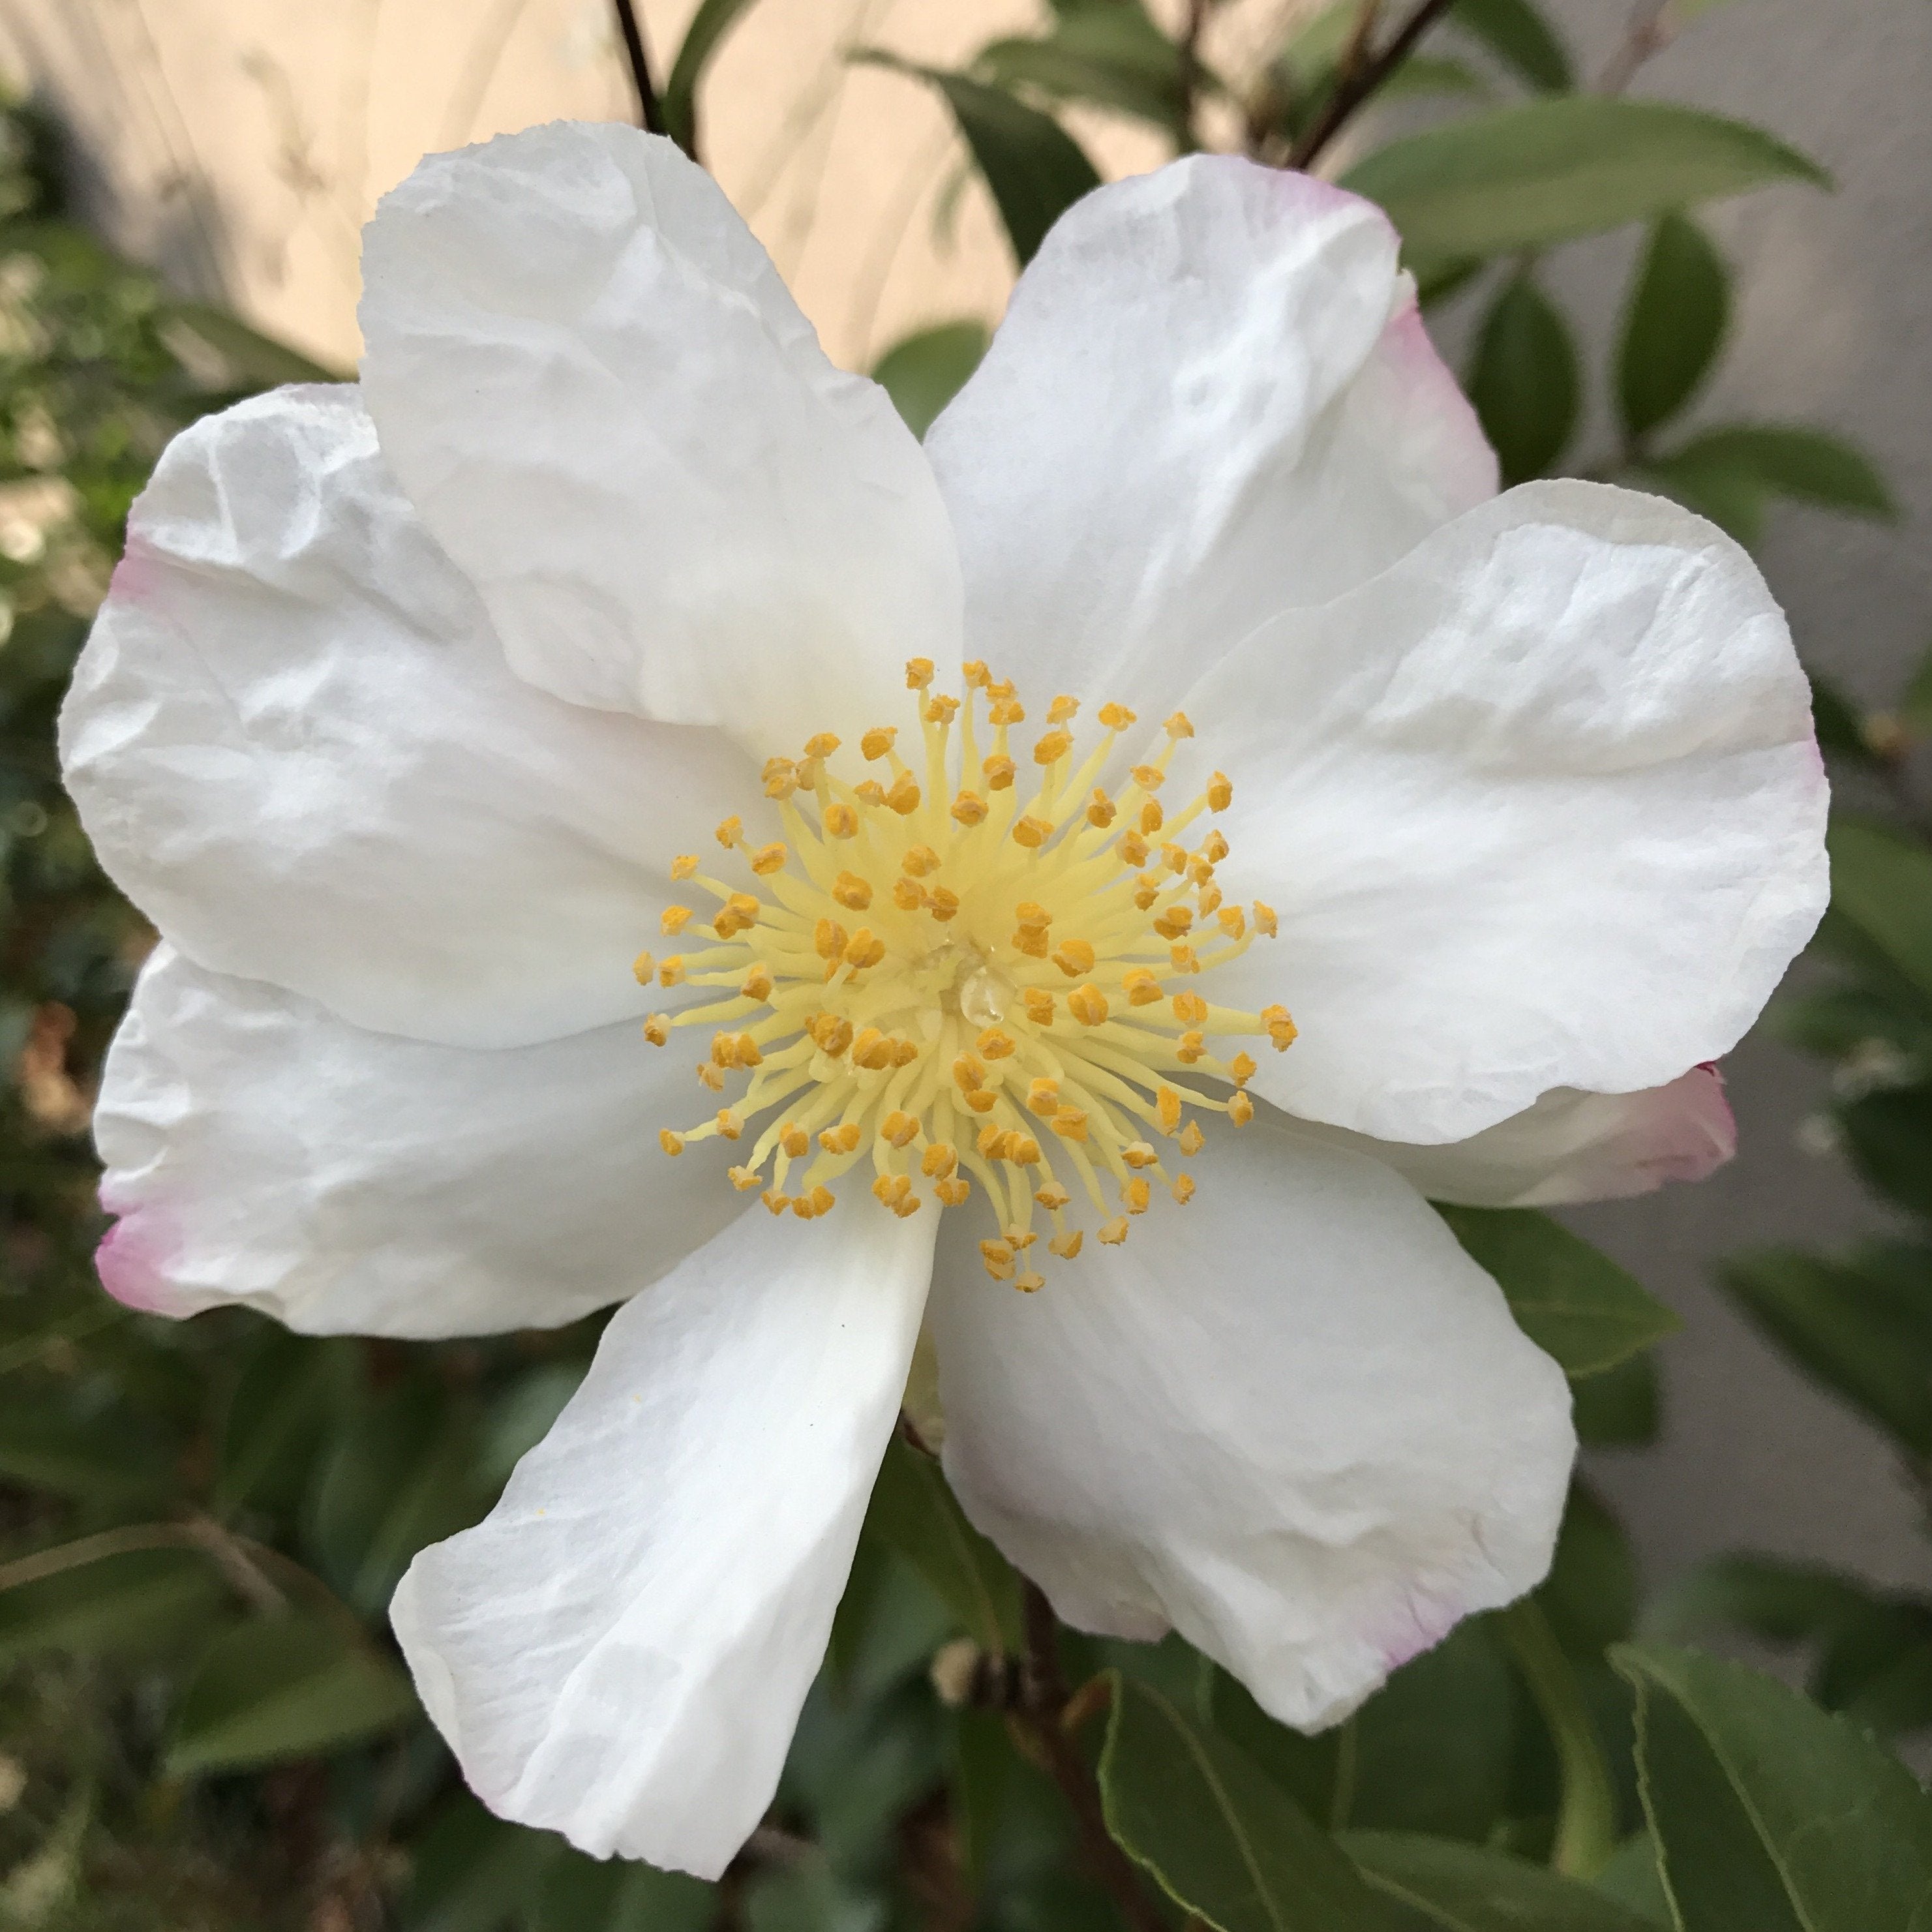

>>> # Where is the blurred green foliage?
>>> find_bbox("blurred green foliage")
[3,1,1931,1928]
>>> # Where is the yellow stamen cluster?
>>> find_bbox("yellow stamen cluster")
[641,661,1294,1289]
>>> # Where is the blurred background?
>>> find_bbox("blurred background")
[0,0,1929,1925]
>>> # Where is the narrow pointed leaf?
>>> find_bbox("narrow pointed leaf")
[662,0,762,157]
[1618,212,1729,439]
[1345,1832,1657,1930]
[870,321,989,439]
[1468,273,1578,483]
[1668,425,1896,519]
[1826,818,1932,1008]
[1451,0,1573,91]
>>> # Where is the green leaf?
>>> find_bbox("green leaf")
[1615,1642,1932,1931]
[396,1792,561,1932]
[533,1847,717,1932]
[0,1400,168,1505]
[977,7,1188,136]
[1434,1206,1677,1377]
[1345,1832,1657,1930]
[864,1434,1021,1655]
[1898,637,1932,738]
[479,1363,585,1487]
[158,299,343,386]
[217,1330,352,1514]
[1618,212,1729,440]
[1450,0,1573,91]
[1827,818,1932,1010]
[1098,1671,1390,1931]
[661,0,761,157]
[1542,1483,1638,1661]
[1807,671,1879,765]
[1468,273,1578,483]
[827,1534,957,1702]
[856,57,1100,266]
[1634,448,1769,547]
[1721,1245,1932,1449]
[1571,1350,1661,1447]
[1342,100,1827,260]
[1670,425,1896,519]
[166,1612,417,1775]
[0,1547,227,1663]
[869,321,989,440]
[1592,1834,1673,1928]
[1837,1090,1932,1220]
[1644,1554,1886,1647]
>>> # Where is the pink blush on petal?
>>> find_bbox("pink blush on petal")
[106,537,164,605]
[94,1207,179,1316]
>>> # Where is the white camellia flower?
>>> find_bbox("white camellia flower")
[61,124,1826,1877]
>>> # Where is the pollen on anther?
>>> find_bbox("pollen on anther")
[1068,984,1109,1026]
[861,727,897,761]
[642,1014,669,1045]
[1098,1217,1129,1246]
[1022,988,1055,1025]
[659,1130,685,1156]
[632,950,656,985]
[1178,1121,1206,1156]
[1229,1092,1256,1126]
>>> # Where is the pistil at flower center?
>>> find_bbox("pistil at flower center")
[635,660,1297,1291]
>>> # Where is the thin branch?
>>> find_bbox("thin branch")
[1177,0,1215,147]
[611,0,668,136]
[1011,1582,1168,1932]
[1597,0,1673,95]
[1286,0,1458,172]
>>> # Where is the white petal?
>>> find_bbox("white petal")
[1196,479,1828,1143]
[359,123,959,753]
[1318,1068,1736,1209]
[926,156,1493,721]
[391,1201,936,1877]
[931,1119,1573,1730]
[93,946,744,1338]
[60,384,751,1050]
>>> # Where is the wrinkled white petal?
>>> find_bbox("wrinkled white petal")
[359,122,959,754]
[931,1119,1573,1730]
[926,155,1494,725]
[391,1203,936,1877]
[93,946,742,1337]
[1197,479,1827,1143]
[60,384,749,1049]
[1320,1067,1736,1209]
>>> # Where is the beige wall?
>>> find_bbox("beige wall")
[0,0,1306,372]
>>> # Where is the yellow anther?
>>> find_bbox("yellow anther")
[1049,1230,1083,1259]
[717,1109,744,1141]
[903,845,941,877]
[952,1053,986,1094]
[1098,1216,1129,1246]
[1199,886,1225,918]
[905,658,935,689]
[1068,984,1109,1026]
[728,1165,762,1191]
[1217,905,1245,937]
[1254,901,1278,937]
[642,1014,669,1046]
[750,843,788,876]
[1052,1106,1090,1141]
[1140,802,1164,834]
[1165,712,1194,739]
[1173,993,1209,1030]
[892,1192,924,1218]
[1005,1226,1037,1250]
[1013,924,1049,958]
[762,1190,790,1215]
[976,1123,1008,1160]
[922,1142,958,1179]
[780,1124,810,1158]
[1121,1142,1158,1170]
[983,754,1017,791]
[1188,856,1215,886]
[1012,815,1052,849]
[892,1038,918,1067]
[1123,969,1162,1006]
[855,779,886,808]
[892,877,924,911]
[925,694,961,724]
[808,1185,835,1216]
[740,965,775,1001]
[1027,1078,1061,1113]
[763,757,798,799]
[1131,764,1166,791]
[1034,729,1073,765]
[1202,830,1229,862]
[714,816,742,847]
[874,1173,913,1207]
[1122,1177,1152,1215]
[697,1062,725,1091]
[980,1239,1015,1280]
[927,886,961,921]
[851,1028,894,1071]
[1087,790,1117,828]
[671,854,699,880]
[978,1027,1018,1060]
[1014,1271,1044,1293]
[1133,882,1161,911]
[951,791,989,826]
[808,1012,854,1057]
[1176,1030,1207,1064]
[937,1175,972,1206]
[632,950,656,985]
[659,1130,686,1156]
[1157,1087,1183,1133]
[1053,939,1096,978]
[989,698,1026,726]
[1207,772,1233,811]
[1097,702,1136,731]
[861,727,898,761]
[1229,1051,1257,1087]
[1262,1003,1298,1049]
[659,958,686,988]
[1014,900,1051,931]
[1179,1120,1206,1156]
[824,802,858,838]
[661,905,693,935]
[832,871,873,911]
[986,676,1017,701]
[1036,694,1076,727]
[965,1089,997,1115]
[1118,830,1150,867]
[1172,1173,1197,1203]
[1153,905,1193,942]
[845,928,886,970]
[1229,1092,1256,1126]
[710,1031,738,1068]
[963,660,991,687]
[1023,988,1056,1025]
[819,1122,862,1155]
[804,732,841,759]
[886,772,921,815]
[1171,943,1200,973]
[1162,843,1188,875]
[1036,1183,1072,1212]
[881,1110,920,1148]
[796,756,824,792]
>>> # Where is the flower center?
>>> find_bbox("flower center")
[636,660,1297,1291]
